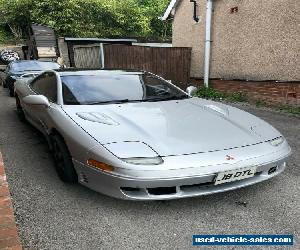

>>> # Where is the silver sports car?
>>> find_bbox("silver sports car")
[14,69,291,200]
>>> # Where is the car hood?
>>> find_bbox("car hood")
[62,98,281,156]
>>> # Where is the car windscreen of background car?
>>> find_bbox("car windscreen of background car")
[11,61,60,72]
[61,73,186,105]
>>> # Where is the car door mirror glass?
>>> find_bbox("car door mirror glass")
[186,86,198,96]
[23,95,50,107]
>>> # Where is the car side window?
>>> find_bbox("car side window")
[31,72,57,103]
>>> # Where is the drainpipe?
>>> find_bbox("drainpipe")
[204,0,213,87]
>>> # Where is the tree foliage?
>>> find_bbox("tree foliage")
[0,0,171,41]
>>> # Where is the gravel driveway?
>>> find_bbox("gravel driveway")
[0,87,299,250]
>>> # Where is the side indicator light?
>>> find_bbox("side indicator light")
[87,159,114,172]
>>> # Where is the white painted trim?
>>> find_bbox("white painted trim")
[161,0,179,21]
[99,43,105,69]
[204,0,213,87]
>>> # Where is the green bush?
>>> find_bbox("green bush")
[194,86,226,100]
[0,26,13,44]
[0,0,171,40]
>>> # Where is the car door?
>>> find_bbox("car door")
[25,72,59,133]
[21,73,45,126]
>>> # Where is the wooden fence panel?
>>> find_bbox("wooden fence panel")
[103,44,191,89]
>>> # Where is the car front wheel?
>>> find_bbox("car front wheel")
[51,134,78,183]
[9,86,14,97]
[15,96,25,122]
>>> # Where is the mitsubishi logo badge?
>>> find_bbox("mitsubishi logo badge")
[226,155,235,160]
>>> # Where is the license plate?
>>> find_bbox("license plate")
[214,166,257,185]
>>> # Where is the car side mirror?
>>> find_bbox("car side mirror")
[186,86,198,96]
[20,73,38,79]
[23,95,50,107]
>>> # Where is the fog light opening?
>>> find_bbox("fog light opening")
[147,186,177,195]
[121,187,141,192]
[268,166,277,175]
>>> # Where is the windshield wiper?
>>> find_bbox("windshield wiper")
[19,70,42,72]
[86,95,189,105]
[87,99,131,105]
[143,94,189,102]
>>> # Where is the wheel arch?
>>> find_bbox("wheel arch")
[49,128,78,183]
[48,128,66,151]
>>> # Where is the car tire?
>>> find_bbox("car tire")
[9,87,14,97]
[51,134,78,183]
[15,96,25,122]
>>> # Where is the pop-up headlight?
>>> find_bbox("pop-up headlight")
[104,141,163,165]
[121,157,163,165]
[269,137,284,147]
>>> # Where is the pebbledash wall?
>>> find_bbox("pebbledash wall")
[171,0,299,104]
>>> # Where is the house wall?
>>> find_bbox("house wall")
[172,0,299,81]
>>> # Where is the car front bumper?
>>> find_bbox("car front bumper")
[73,142,291,200]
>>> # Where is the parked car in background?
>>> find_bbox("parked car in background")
[14,69,291,200]
[0,65,6,86]
[0,49,20,64]
[3,60,60,96]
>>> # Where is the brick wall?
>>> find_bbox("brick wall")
[190,79,300,106]
[0,152,22,250]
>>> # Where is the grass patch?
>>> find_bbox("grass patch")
[254,99,300,116]
[276,105,300,115]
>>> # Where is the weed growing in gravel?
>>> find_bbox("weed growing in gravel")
[276,105,300,115]
[255,99,267,108]
[194,86,226,100]
[194,86,248,103]
[227,92,248,103]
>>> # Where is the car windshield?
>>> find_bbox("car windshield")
[11,61,60,72]
[61,72,189,105]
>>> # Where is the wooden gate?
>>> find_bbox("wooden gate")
[73,44,103,68]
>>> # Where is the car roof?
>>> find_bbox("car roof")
[11,60,58,65]
[55,68,145,77]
